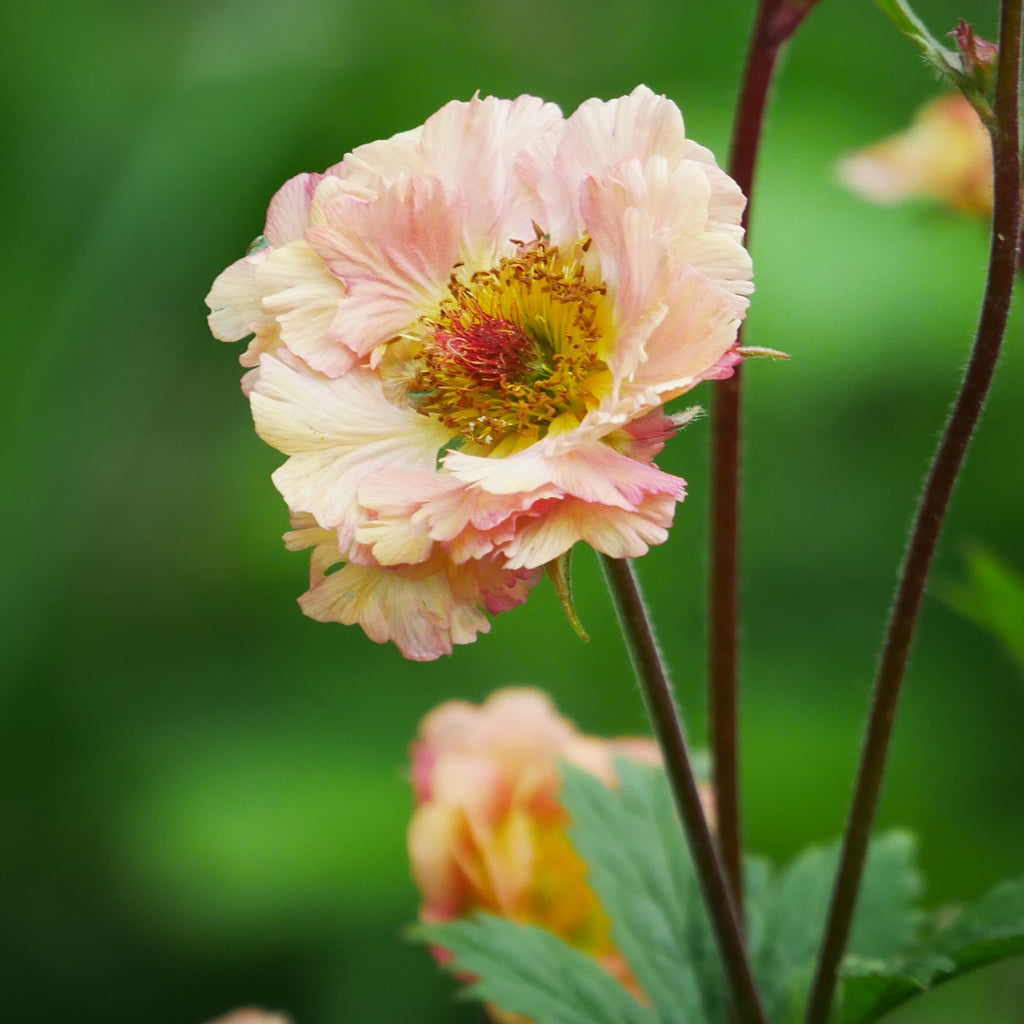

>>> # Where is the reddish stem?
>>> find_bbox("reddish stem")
[711,0,819,915]
[802,2,1022,1020]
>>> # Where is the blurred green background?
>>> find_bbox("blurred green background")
[4,0,1022,1021]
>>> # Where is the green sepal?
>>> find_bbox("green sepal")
[546,549,589,642]
[871,0,994,121]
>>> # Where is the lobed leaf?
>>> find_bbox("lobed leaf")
[750,832,922,1024]
[836,875,1024,1023]
[561,760,712,1024]
[839,953,955,1024]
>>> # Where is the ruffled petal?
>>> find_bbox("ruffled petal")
[620,264,744,409]
[341,95,562,260]
[503,492,679,568]
[256,241,352,376]
[291,550,540,662]
[305,175,463,357]
[682,139,748,241]
[443,439,684,508]
[250,353,453,548]
[206,251,274,342]
[557,85,691,191]
[265,171,323,245]
[355,469,556,566]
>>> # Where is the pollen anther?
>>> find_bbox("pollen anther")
[384,236,613,449]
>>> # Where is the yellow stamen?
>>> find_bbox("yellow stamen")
[380,236,614,451]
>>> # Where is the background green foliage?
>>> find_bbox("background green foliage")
[3,0,1022,1021]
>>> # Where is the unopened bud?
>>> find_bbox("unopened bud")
[952,20,999,92]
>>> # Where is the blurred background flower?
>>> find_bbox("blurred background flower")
[408,687,662,1019]
[205,1010,292,1024]
[3,0,1021,1022]
[838,92,993,217]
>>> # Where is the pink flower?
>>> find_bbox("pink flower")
[838,93,993,218]
[407,688,664,1019]
[208,87,753,659]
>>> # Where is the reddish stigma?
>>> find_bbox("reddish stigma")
[432,310,539,387]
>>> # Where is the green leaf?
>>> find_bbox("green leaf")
[750,833,922,1024]
[561,760,711,1024]
[847,832,924,959]
[929,876,1024,970]
[414,914,656,1024]
[941,546,1024,674]
[839,953,955,1024]
[836,876,1024,1023]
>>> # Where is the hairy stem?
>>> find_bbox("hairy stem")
[711,0,820,914]
[602,556,769,1024]
[803,4,1022,1021]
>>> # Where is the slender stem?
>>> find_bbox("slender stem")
[601,556,769,1024]
[803,6,1022,1022]
[711,0,820,914]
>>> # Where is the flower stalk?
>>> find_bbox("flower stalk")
[711,0,819,912]
[803,0,1022,1019]
[601,556,769,1024]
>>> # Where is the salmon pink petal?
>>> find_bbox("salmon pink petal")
[298,559,485,660]
[206,251,273,342]
[265,171,323,245]
[623,264,745,406]
[287,524,540,661]
[504,492,680,569]
[557,85,691,189]
[341,95,561,255]
[250,353,452,549]
[683,138,748,240]
[305,175,463,357]
[408,803,470,918]
[256,242,353,376]
[443,440,684,508]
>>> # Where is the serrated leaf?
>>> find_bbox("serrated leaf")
[750,833,922,1024]
[930,875,1024,970]
[561,760,711,1024]
[847,833,923,959]
[836,876,1024,1023]
[839,953,955,1024]
[414,914,656,1024]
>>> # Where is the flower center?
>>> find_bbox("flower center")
[431,306,543,387]
[380,235,614,453]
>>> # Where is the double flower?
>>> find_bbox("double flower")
[207,86,753,659]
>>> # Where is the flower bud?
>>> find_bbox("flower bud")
[952,20,999,94]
